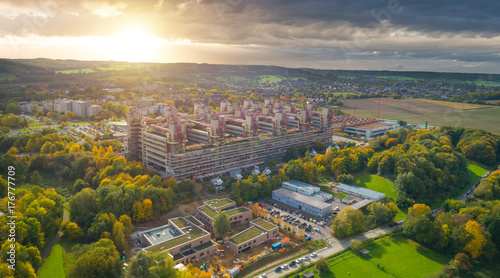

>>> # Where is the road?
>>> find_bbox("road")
[257,225,397,278]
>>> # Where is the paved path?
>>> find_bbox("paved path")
[253,225,397,278]
[36,202,69,272]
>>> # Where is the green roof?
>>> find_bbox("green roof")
[252,218,277,231]
[194,240,215,252]
[228,226,266,245]
[199,206,218,219]
[205,198,235,209]
[226,207,250,216]
[145,218,208,253]
[185,216,203,226]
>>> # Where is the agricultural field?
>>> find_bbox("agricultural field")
[376,75,416,81]
[291,235,451,278]
[329,92,358,96]
[259,75,283,83]
[355,173,407,221]
[96,64,132,71]
[0,73,16,82]
[340,98,500,134]
[37,244,66,278]
[55,68,95,74]
[418,99,492,110]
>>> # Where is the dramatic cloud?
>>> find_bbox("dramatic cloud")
[0,0,499,73]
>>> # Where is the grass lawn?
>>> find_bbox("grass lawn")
[317,176,334,183]
[292,235,451,278]
[37,244,66,278]
[40,172,74,197]
[355,173,407,221]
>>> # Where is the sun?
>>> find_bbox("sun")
[101,27,166,62]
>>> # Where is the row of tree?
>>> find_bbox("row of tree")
[331,201,399,238]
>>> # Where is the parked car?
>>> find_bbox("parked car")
[282,264,288,270]
[314,228,320,233]
[334,207,340,211]
[311,253,318,258]
[275,266,282,272]
[304,256,310,261]
[289,261,296,267]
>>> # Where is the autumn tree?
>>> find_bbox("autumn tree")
[61,221,83,241]
[463,220,487,259]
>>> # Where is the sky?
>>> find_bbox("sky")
[1,0,499,73]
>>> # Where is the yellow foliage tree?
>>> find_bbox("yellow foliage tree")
[464,220,487,259]
[132,201,144,223]
[143,199,154,221]
[408,204,431,218]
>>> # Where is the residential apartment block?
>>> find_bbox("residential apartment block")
[127,99,335,180]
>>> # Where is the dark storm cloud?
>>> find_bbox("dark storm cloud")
[1,0,499,72]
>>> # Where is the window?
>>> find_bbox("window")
[239,215,242,218]
[200,241,203,244]
[245,218,249,221]
[200,252,204,256]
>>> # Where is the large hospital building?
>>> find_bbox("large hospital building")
[127,99,335,180]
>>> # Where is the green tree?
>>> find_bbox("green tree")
[119,215,134,235]
[282,147,298,162]
[61,221,83,241]
[29,170,43,185]
[212,211,231,239]
[315,257,330,274]
[69,239,121,278]
[111,221,126,252]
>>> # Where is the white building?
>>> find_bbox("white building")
[282,180,333,202]
[272,188,332,217]
[340,121,400,139]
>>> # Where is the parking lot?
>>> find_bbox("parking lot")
[260,200,335,243]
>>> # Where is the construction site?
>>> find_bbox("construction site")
[127,98,397,180]
[133,197,302,278]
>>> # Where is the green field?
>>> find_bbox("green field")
[346,106,500,134]
[355,173,407,221]
[96,64,132,71]
[55,68,95,74]
[330,92,358,96]
[37,244,66,278]
[260,75,283,83]
[0,74,16,82]
[291,235,451,278]
[376,75,416,81]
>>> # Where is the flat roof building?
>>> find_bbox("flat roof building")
[336,183,386,201]
[227,218,278,254]
[272,188,332,217]
[139,217,217,266]
[195,199,252,231]
[282,180,333,201]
